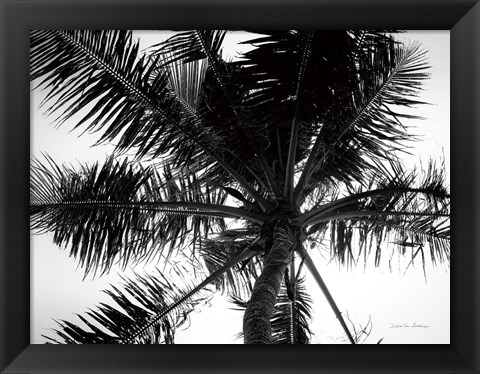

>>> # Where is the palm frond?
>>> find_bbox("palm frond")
[151,31,281,201]
[31,30,186,155]
[301,159,450,269]
[147,36,274,209]
[229,276,312,344]
[44,268,213,344]
[200,228,263,299]
[30,30,272,210]
[45,242,262,344]
[163,54,208,111]
[295,38,430,203]
[30,156,262,276]
[155,30,226,66]
[234,31,357,177]
[237,31,355,128]
[158,31,235,118]
[269,276,312,344]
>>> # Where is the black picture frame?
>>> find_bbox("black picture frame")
[1,1,479,373]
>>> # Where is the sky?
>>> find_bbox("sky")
[30,30,450,344]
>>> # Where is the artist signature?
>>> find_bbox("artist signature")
[389,322,430,329]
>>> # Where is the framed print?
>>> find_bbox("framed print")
[1,1,479,373]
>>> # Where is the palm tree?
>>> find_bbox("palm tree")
[30,30,450,344]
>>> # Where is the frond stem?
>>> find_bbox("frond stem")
[31,201,265,224]
[55,31,270,212]
[124,244,262,343]
[194,31,277,200]
[303,209,449,228]
[296,187,450,226]
[297,246,355,344]
[293,46,419,204]
[284,31,314,203]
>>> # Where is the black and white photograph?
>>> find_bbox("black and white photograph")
[30,30,450,344]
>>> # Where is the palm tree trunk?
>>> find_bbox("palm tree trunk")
[243,223,294,344]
